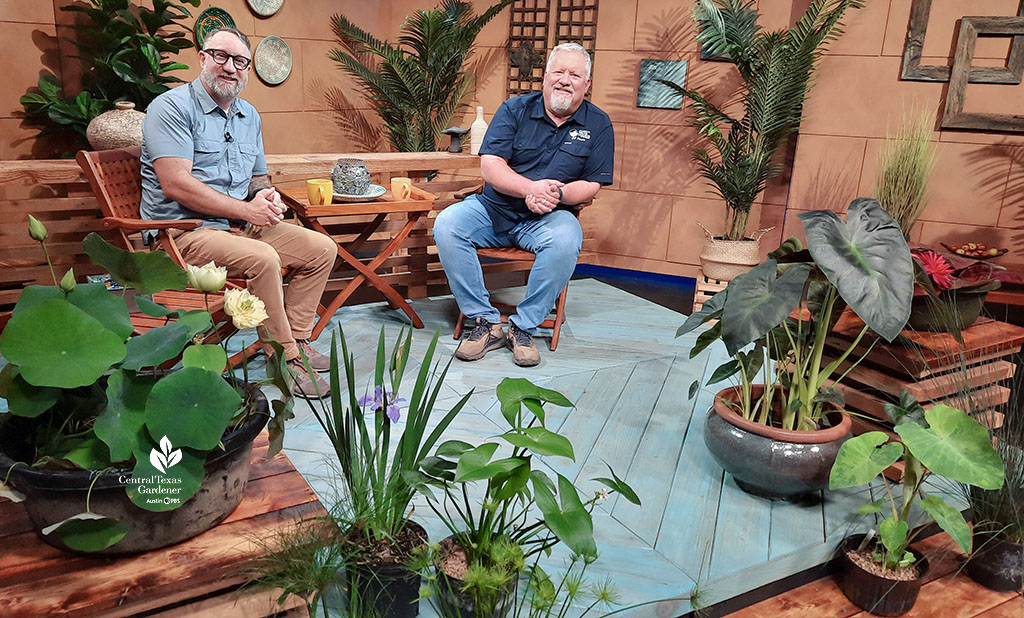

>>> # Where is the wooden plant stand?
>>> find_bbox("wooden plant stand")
[0,432,326,617]
[823,315,1024,480]
[693,274,727,313]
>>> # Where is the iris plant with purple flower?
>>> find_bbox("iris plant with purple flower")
[358,385,406,423]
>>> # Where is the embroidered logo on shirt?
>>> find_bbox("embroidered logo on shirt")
[568,129,591,141]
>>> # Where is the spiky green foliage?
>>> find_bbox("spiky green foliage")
[661,0,863,240]
[329,0,513,153]
[874,109,938,237]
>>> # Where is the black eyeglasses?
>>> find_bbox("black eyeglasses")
[202,48,251,70]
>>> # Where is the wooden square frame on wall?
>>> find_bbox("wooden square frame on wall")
[941,16,1024,132]
[901,0,1024,84]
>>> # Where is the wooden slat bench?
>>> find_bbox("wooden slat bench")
[0,432,326,617]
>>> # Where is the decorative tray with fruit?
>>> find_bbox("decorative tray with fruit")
[941,242,1008,260]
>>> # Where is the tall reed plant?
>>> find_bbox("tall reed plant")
[874,109,938,237]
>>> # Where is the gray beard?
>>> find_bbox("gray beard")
[201,68,245,100]
[549,91,573,114]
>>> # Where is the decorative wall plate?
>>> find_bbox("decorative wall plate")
[253,36,292,86]
[247,0,283,17]
[194,7,236,49]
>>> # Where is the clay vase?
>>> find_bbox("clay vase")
[86,101,145,150]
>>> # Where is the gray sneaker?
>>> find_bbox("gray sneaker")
[287,359,331,399]
[297,339,331,372]
[456,318,505,361]
[506,323,540,367]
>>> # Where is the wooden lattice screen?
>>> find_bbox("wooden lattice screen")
[506,0,598,98]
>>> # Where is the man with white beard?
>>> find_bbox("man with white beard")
[140,27,337,397]
[434,42,614,367]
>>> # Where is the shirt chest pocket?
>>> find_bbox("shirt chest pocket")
[553,140,592,179]
[192,139,226,182]
[233,142,260,183]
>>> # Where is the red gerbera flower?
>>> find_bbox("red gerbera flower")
[912,250,954,289]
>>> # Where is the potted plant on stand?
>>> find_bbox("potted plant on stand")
[828,392,1004,615]
[411,378,639,617]
[303,325,472,618]
[660,0,863,281]
[0,222,292,554]
[680,197,915,499]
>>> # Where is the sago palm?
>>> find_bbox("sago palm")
[330,0,513,153]
[662,0,863,241]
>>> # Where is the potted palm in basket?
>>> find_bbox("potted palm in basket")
[0,221,292,554]
[829,392,1004,615]
[660,0,862,280]
[680,198,915,499]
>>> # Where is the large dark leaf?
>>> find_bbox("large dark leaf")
[83,232,188,295]
[96,369,155,462]
[66,282,134,340]
[678,287,726,337]
[145,368,241,451]
[721,260,812,355]
[799,199,913,341]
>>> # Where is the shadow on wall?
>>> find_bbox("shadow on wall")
[790,148,863,216]
[14,29,74,159]
[465,44,506,101]
[966,143,1024,249]
[306,76,384,152]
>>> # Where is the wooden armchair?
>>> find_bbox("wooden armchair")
[448,184,592,351]
[75,147,327,366]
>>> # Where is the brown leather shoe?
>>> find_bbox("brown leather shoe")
[506,323,540,367]
[297,339,331,372]
[455,318,506,361]
[287,359,331,399]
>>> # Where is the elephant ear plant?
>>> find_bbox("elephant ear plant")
[680,198,915,430]
[411,378,640,613]
[0,221,291,552]
[829,392,1004,570]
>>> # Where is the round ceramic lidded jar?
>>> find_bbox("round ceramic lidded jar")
[86,101,145,150]
[331,158,371,196]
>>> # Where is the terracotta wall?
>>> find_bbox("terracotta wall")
[4,0,1023,277]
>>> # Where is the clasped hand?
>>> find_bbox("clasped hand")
[525,179,564,214]
[247,187,288,227]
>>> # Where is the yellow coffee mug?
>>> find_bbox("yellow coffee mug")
[306,179,333,205]
[391,177,412,201]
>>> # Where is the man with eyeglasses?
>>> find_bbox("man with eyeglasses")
[433,42,614,367]
[140,27,337,397]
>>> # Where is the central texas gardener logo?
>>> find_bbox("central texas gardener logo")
[149,436,182,474]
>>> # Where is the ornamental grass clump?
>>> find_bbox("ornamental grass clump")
[874,109,938,237]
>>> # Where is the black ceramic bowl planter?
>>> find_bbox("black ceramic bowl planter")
[0,389,269,555]
[434,536,517,618]
[966,530,1024,592]
[704,385,853,499]
[345,520,428,618]
[836,534,929,616]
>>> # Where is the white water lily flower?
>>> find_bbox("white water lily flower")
[187,261,227,293]
[223,288,269,329]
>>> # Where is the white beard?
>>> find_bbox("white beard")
[549,90,573,114]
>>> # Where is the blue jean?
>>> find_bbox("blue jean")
[434,195,582,334]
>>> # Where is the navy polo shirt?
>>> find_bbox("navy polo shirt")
[479,91,614,232]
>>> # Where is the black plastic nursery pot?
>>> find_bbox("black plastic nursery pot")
[0,389,269,555]
[346,520,427,618]
[435,536,517,618]
[966,531,1024,592]
[836,534,929,617]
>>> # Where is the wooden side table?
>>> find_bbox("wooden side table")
[0,433,326,617]
[281,186,437,339]
[823,315,1024,479]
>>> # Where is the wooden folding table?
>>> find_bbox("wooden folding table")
[281,185,436,339]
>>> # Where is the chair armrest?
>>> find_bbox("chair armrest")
[101,217,203,232]
[453,183,484,200]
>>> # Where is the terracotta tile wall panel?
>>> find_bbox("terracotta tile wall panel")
[821,0,890,57]
[667,195,739,264]
[618,123,704,197]
[0,22,60,117]
[583,189,673,262]
[788,134,867,213]
[252,0,372,41]
[0,1,57,24]
[595,0,638,51]
[634,0,697,54]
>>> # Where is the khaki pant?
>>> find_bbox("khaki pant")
[173,222,337,359]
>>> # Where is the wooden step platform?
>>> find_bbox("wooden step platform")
[825,315,1024,481]
[0,432,326,617]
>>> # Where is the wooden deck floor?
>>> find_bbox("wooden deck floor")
[256,277,951,617]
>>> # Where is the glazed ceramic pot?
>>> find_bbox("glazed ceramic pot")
[836,533,928,616]
[966,531,1024,592]
[907,291,987,332]
[0,390,268,555]
[704,385,852,499]
[331,158,371,196]
[86,101,145,150]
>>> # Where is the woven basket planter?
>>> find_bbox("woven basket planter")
[697,222,774,282]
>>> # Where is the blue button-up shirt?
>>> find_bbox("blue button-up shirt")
[479,91,614,232]
[140,78,268,234]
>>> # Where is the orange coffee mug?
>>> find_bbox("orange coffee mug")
[306,179,333,205]
[391,177,412,201]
